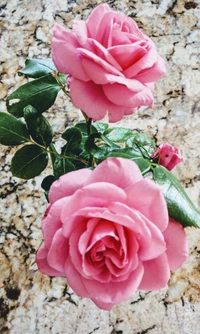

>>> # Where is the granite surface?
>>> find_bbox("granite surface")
[0,0,200,333]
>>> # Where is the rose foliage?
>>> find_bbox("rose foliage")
[37,158,188,310]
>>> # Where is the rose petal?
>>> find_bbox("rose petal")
[124,42,158,78]
[91,298,115,310]
[72,20,88,47]
[86,38,122,71]
[108,44,147,70]
[48,168,92,203]
[80,261,144,304]
[139,253,170,290]
[36,243,64,276]
[42,197,69,249]
[61,182,127,221]
[103,82,154,108]
[52,23,89,81]
[134,54,166,83]
[69,78,127,122]
[106,202,165,259]
[126,178,168,231]
[85,157,143,189]
[163,219,188,270]
[64,257,89,297]
[86,3,111,40]
[78,47,123,76]
[47,229,69,272]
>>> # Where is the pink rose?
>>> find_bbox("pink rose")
[52,4,166,122]
[36,158,188,310]
[151,142,184,171]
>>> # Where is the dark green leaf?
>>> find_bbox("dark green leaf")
[104,127,133,142]
[53,156,75,179]
[11,144,48,179]
[6,74,61,117]
[0,111,30,146]
[41,175,56,191]
[41,175,56,200]
[24,105,53,147]
[18,59,56,78]
[153,166,200,228]
[61,127,82,154]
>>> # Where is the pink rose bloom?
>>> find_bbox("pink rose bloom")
[36,158,188,310]
[151,142,184,171]
[52,4,166,122]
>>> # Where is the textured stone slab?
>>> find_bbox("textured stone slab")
[0,0,200,333]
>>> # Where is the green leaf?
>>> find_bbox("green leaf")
[93,122,109,133]
[24,105,53,147]
[53,156,75,179]
[104,127,133,142]
[126,133,156,157]
[61,127,82,154]
[0,111,30,146]
[11,144,48,179]
[18,59,56,78]
[41,175,56,200]
[41,175,56,191]
[59,73,67,85]
[6,74,61,117]
[153,166,200,228]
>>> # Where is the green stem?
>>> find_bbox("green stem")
[83,115,95,168]
[53,72,70,98]
[28,138,89,166]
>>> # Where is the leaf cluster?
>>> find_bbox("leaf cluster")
[0,58,199,229]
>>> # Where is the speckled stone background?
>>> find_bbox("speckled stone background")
[0,0,200,333]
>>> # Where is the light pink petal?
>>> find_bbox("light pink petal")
[125,178,168,231]
[138,219,166,261]
[48,168,92,203]
[61,182,127,221]
[42,197,69,249]
[72,20,88,47]
[134,54,166,83]
[139,253,170,290]
[78,47,123,76]
[36,243,64,277]
[108,44,147,70]
[144,82,155,92]
[124,42,158,78]
[69,78,126,122]
[81,261,144,304]
[91,298,115,310]
[64,257,89,297]
[47,229,69,272]
[52,23,89,81]
[86,3,111,40]
[69,223,91,276]
[86,38,122,71]
[103,81,154,108]
[80,220,117,254]
[105,202,152,249]
[85,158,143,189]
[81,58,122,85]
[65,204,152,249]
[163,219,188,270]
